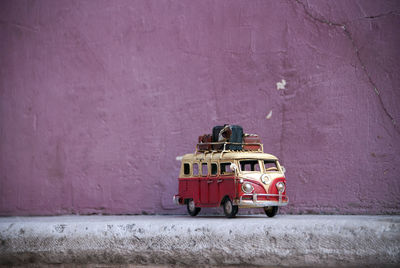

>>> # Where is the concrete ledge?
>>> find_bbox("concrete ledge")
[0,215,399,267]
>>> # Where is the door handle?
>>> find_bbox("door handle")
[207,180,213,184]
[217,179,223,183]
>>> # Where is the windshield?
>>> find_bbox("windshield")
[239,160,261,172]
[239,159,280,173]
[264,160,279,172]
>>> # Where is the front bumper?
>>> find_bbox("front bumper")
[235,193,289,208]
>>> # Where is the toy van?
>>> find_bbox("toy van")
[173,125,288,218]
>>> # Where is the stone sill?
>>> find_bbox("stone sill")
[0,215,399,267]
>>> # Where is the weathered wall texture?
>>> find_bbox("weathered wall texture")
[0,0,399,216]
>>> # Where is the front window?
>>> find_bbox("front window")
[263,160,279,172]
[239,160,261,172]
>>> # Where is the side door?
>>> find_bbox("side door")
[219,161,236,202]
[208,162,219,205]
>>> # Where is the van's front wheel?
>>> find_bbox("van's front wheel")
[264,206,278,217]
[187,199,201,216]
[223,198,238,218]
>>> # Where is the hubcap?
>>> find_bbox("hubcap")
[225,201,232,214]
[188,200,195,211]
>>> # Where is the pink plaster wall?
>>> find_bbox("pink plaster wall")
[1,0,399,215]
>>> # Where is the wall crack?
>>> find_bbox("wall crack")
[293,0,399,134]
[362,11,400,20]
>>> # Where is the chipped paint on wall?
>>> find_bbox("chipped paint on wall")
[266,110,273,120]
[276,80,286,90]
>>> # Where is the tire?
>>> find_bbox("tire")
[264,206,278,217]
[223,197,238,218]
[187,199,201,216]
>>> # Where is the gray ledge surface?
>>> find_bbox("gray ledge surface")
[0,215,399,267]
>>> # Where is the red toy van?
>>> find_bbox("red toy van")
[173,125,288,218]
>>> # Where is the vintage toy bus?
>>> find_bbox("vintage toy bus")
[173,126,288,218]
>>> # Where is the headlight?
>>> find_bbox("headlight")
[276,181,285,192]
[242,182,254,193]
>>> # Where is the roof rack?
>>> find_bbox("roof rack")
[195,141,264,155]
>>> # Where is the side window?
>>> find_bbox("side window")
[220,162,233,175]
[183,163,190,175]
[211,163,218,176]
[193,163,199,176]
[201,163,208,176]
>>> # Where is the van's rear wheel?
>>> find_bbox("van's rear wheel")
[264,206,278,217]
[187,199,201,216]
[223,198,238,218]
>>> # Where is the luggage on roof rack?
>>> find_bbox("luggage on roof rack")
[243,134,262,151]
[212,124,243,150]
[198,134,212,151]
[195,125,263,153]
[228,125,243,150]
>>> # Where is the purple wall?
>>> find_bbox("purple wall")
[1,0,399,216]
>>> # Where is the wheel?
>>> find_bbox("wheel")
[187,199,201,216]
[264,206,278,217]
[223,198,238,218]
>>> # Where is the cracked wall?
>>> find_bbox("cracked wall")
[0,0,399,215]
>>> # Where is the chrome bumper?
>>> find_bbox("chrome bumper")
[235,193,289,207]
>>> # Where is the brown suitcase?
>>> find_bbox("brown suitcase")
[198,134,212,151]
[243,134,261,151]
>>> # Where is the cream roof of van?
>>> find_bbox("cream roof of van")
[181,151,278,161]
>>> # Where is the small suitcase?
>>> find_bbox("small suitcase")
[243,134,261,151]
[198,134,212,151]
[229,125,243,150]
